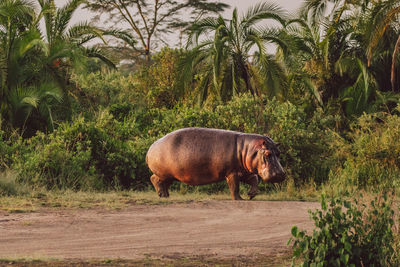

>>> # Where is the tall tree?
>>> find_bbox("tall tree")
[37,0,115,119]
[0,0,114,134]
[283,0,400,115]
[180,2,288,104]
[86,0,229,61]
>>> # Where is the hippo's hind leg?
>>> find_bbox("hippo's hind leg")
[150,174,173,198]
[226,174,243,200]
[241,175,259,200]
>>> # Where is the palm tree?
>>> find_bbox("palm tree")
[0,0,114,134]
[336,0,400,114]
[283,0,400,116]
[37,0,116,117]
[0,0,49,130]
[361,0,400,91]
[179,2,288,104]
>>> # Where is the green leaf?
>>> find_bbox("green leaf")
[340,253,349,264]
[291,226,299,237]
[321,194,327,211]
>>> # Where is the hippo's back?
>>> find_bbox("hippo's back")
[146,128,240,185]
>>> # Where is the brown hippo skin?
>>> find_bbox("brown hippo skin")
[146,127,285,200]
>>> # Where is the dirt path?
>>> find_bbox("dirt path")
[0,201,319,260]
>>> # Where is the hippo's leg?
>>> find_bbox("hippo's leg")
[150,174,172,198]
[241,175,259,200]
[226,174,243,200]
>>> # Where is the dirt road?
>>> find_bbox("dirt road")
[0,200,319,260]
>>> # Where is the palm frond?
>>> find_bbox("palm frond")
[84,46,116,68]
[186,16,223,47]
[67,22,106,45]
[54,0,85,40]
[241,2,286,28]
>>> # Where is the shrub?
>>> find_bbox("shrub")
[71,71,143,111]
[134,48,183,108]
[14,111,138,190]
[0,170,25,196]
[288,193,398,266]
[262,99,339,185]
[329,107,400,190]
[0,130,25,172]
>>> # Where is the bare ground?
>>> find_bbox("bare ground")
[0,200,319,265]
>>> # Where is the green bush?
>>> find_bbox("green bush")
[0,170,25,196]
[288,193,398,267]
[14,111,138,190]
[329,107,400,190]
[71,71,143,112]
[0,130,26,172]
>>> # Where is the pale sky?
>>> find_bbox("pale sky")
[53,0,304,47]
[66,1,304,21]
[223,0,303,13]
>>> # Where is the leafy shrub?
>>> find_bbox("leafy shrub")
[262,99,339,185]
[0,130,25,172]
[71,71,143,111]
[14,111,138,190]
[288,193,398,266]
[135,48,183,108]
[71,48,183,111]
[0,170,25,196]
[329,107,400,190]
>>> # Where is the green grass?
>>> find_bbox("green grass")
[0,170,323,212]
[0,185,321,213]
[0,252,293,266]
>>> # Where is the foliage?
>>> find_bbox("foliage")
[133,47,183,108]
[181,3,288,104]
[86,0,229,61]
[71,71,140,111]
[289,192,398,267]
[0,0,114,135]
[329,106,400,190]
[0,170,26,196]
[71,48,183,110]
[119,93,337,188]
[13,111,139,190]
[281,0,400,116]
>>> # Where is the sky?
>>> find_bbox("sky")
[223,0,302,14]
[54,0,304,47]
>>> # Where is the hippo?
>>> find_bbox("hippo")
[146,127,285,200]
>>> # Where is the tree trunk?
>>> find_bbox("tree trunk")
[391,34,400,91]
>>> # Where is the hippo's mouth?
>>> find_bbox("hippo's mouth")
[259,169,286,183]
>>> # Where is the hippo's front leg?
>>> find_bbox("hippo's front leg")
[150,174,173,198]
[226,173,243,200]
[241,175,259,200]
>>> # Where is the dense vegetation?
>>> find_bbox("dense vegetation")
[289,192,399,266]
[1,0,399,264]
[0,1,399,185]
[1,0,400,194]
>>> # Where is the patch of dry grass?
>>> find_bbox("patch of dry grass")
[0,252,293,267]
[0,185,322,213]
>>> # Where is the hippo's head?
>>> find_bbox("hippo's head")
[251,138,285,183]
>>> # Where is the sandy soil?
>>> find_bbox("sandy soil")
[0,200,319,261]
